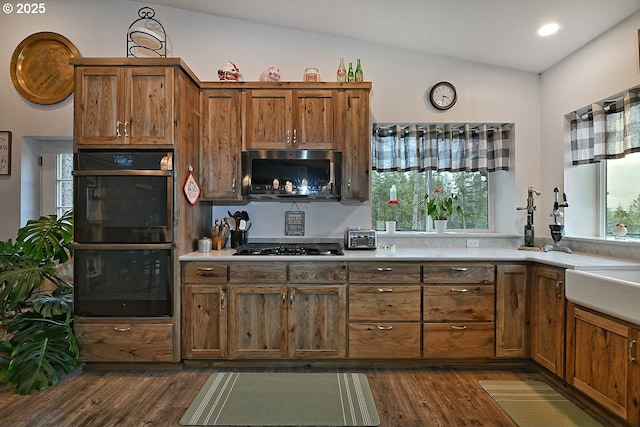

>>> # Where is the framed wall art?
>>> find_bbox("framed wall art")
[0,131,11,176]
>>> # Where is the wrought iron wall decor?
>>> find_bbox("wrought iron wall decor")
[127,7,166,58]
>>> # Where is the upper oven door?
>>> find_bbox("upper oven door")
[73,151,174,243]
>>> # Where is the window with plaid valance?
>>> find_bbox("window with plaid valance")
[371,123,512,172]
[569,88,640,165]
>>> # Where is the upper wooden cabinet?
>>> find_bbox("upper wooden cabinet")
[74,66,174,146]
[200,89,242,200]
[245,88,336,150]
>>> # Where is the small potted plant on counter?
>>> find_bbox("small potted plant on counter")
[424,188,463,233]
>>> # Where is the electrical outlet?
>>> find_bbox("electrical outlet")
[466,239,480,248]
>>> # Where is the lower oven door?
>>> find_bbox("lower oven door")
[73,243,173,317]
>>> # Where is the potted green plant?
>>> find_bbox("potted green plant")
[0,211,77,395]
[424,189,463,232]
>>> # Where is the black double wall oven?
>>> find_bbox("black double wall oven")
[73,150,174,317]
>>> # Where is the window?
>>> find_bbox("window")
[371,170,489,231]
[605,151,640,238]
[41,142,73,218]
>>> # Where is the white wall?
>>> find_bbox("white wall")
[541,12,640,237]
[1,0,542,240]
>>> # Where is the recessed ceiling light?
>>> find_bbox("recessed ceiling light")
[537,22,559,37]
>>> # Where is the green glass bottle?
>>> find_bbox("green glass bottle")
[355,59,363,82]
[347,62,354,82]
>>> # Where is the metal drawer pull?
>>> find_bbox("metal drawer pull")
[451,267,468,272]
[376,267,393,272]
[116,121,122,137]
[377,325,393,330]
[220,292,225,310]
[377,288,394,293]
[450,288,469,293]
[113,327,131,332]
[197,267,214,271]
[630,339,637,362]
[451,325,467,330]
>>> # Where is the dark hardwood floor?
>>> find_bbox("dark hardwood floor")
[0,364,618,427]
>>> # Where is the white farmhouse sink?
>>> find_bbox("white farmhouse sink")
[565,269,640,325]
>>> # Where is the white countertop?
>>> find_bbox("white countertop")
[179,247,640,270]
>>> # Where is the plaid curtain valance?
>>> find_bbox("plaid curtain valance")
[569,89,640,165]
[371,123,512,173]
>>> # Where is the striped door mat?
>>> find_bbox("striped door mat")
[480,380,602,427]
[180,372,380,426]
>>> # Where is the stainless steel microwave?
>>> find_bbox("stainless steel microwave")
[241,150,342,199]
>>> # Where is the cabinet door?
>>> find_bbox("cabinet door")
[495,265,529,358]
[531,265,565,376]
[183,284,227,359]
[245,89,292,149]
[338,89,370,201]
[293,90,335,149]
[288,286,346,358]
[200,89,242,200]
[228,285,287,358]
[74,67,123,145]
[566,304,638,424]
[125,67,174,145]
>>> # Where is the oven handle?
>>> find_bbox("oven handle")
[73,170,173,177]
[73,243,174,250]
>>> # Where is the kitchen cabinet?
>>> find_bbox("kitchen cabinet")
[244,88,336,150]
[74,319,175,362]
[74,65,174,145]
[337,88,371,202]
[566,303,640,426]
[348,263,422,358]
[530,265,565,377]
[495,264,529,358]
[200,89,242,200]
[182,262,228,359]
[423,264,495,359]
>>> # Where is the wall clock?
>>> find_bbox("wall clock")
[429,81,457,110]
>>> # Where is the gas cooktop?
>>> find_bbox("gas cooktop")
[233,242,344,256]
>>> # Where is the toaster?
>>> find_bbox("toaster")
[344,228,377,250]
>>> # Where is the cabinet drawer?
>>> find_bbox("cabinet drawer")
[349,286,421,321]
[423,264,494,284]
[183,262,227,283]
[423,322,494,358]
[290,263,346,283]
[349,322,421,358]
[423,285,495,321]
[348,263,421,284]
[75,322,174,362]
[229,262,287,283]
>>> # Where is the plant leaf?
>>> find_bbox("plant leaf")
[17,211,73,265]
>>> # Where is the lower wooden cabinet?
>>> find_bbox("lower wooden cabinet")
[423,322,494,358]
[349,323,421,358]
[566,303,640,426]
[495,264,529,358]
[183,284,227,358]
[531,265,565,376]
[75,320,175,362]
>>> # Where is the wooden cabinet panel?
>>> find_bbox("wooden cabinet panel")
[289,262,346,283]
[349,286,421,322]
[337,89,370,201]
[423,264,494,284]
[531,265,565,376]
[495,264,529,358]
[228,286,287,358]
[289,286,346,358]
[423,285,494,322]
[349,323,421,358]
[228,262,287,284]
[293,90,335,149]
[423,323,494,359]
[245,89,293,149]
[183,284,226,359]
[200,89,242,200]
[183,262,227,283]
[348,263,421,283]
[74,66,174,145]
[75,322,174,362]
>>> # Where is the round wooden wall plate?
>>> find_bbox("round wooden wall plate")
[10,32,81,105]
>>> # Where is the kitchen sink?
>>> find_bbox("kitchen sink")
[565,269,640,325]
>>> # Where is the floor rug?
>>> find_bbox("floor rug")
[180,372,380,426]
[479,380,602,427]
